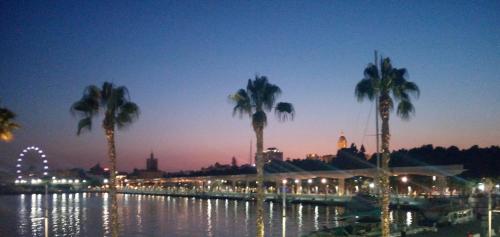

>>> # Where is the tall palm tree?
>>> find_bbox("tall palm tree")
[355,57,419,237]
[230,76,295,237]
[71,82,139,237]
[0,102,20,142]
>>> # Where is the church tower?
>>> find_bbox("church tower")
[146,152,158,171]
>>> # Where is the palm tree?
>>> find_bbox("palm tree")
[71,82,139,237]
[230,75,295,237]
[355,57,419,237]
[0,102,20,142]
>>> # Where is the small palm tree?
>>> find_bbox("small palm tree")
[71,82,139,237]
[355,57,419,237]
[0,102,20,142]
[230,75,295,237]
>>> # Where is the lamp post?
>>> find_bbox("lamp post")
[307,179,313,194]
[397,176,408,230]
[294,179,300,194]
[321,178,327,199]
[485,179,493,237]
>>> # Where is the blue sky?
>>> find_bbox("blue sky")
[0,1,499,172]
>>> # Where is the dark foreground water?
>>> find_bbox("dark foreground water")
[0,193,419,237]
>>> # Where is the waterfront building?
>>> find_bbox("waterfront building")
[320,154,335,163]
[263,147,283,162]
[129,152,164,179]
[303,133,351,163]
[306,153,320,160]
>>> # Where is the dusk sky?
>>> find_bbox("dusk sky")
[0,1,499,172]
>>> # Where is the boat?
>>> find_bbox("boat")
[444,208,474,225]
[420,203,474,226]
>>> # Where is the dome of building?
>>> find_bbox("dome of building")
[337,132,348,150]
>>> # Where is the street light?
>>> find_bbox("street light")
[294,179,300,194]
[321,178,328,196]
[478,183,485,192]
[307,179,313,194]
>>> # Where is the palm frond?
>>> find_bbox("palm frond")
[355,78,376,102]
[0,107,16,120]
[233,75,294,128]
[275,102,295,122]
[230,89,253,118]
[70,98,99,117]
[381,57,393,77]
[403,81,420,99]
[363,64,379,81]
[116,102,139,128]
[263,84,281,111]
[77,117,92,135]
[101,82,114,103]
[0,107,19,142]
[72,82,139,133]
[396,99,415,120]
[84,85,101,101]
[110,86,130,109]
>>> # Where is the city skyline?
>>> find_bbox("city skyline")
[1,1,499,172]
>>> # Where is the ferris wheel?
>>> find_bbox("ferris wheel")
[15,146,49,184]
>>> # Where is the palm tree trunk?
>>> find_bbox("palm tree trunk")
[379,96,391,237]
[105,129,119,237]
[254,125,265,237]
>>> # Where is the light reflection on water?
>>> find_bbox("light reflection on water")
[0,194,420,237]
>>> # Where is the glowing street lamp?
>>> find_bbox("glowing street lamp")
[321,178,328,195]
[478,183,485,192]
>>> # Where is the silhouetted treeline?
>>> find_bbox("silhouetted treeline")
[165,162,256,177]
[165,145,500,178]
[382,144,500,178]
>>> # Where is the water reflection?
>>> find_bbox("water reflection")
[207,199,213,237]
[29,194,43,236]
[0,194,421,237]
[406,211,413,226]
[297,203,303,233]
[102,193,110,235]
[314,206,319,231]
[282,216,287,237]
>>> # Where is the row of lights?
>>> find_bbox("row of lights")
[52,178,87,184]
[202,178,377,188]
[15,177,87,184]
